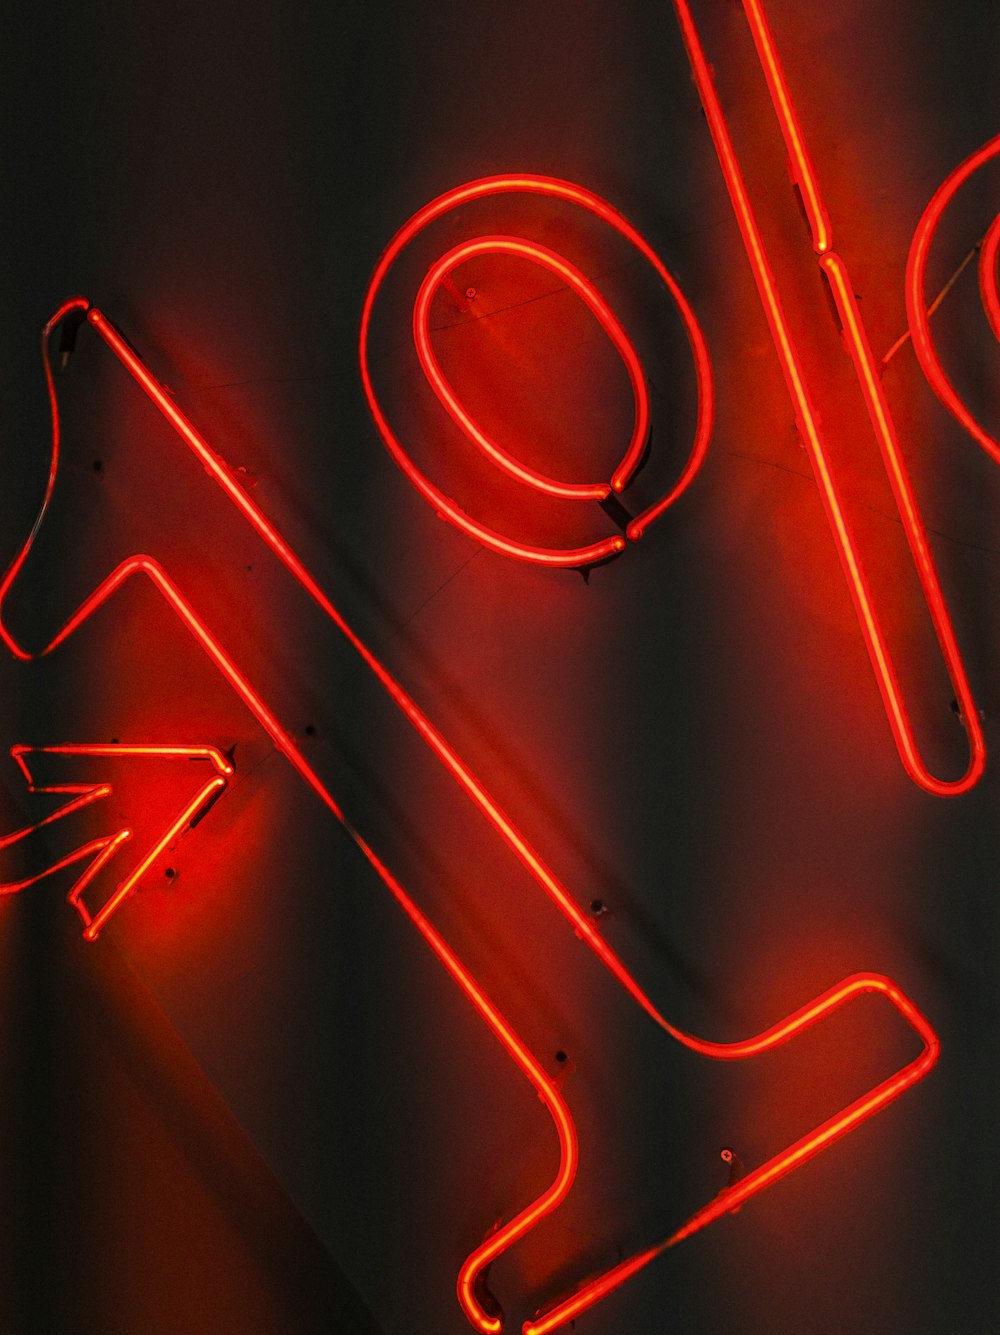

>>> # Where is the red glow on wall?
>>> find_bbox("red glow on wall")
[360,174,714,564]
[669,0,984,796]
[1,744,231,938]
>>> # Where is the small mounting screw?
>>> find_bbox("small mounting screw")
[465,286,477,301]
[164,867,177,881]
[720,1146,745,1196]
[590,898,607,917]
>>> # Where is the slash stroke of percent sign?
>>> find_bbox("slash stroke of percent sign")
[4,1,995,1326]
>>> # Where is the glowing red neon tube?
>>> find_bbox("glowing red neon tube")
[361,174,714,563]
[524,974,938,1334]
[0,306,580,1331]
[18,302,940,1329]
[905,133,1000,466]
[413,236,649,501]
[662,0,984,795]
[741,0,831,255]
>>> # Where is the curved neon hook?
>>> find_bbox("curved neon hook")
[0,302,580,1330]
[414,236,649,502]
[906,133,1000,468]
[0,296,90,661]
[360,174,714,564]
[524,974,938,1333]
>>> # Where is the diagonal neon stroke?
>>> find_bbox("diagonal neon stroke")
[665,0,984,796]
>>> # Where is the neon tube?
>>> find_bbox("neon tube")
[346,830,578,1334]
[524,974,938,1334]
[740,0,831,254]
[0,305,581,1330]
[906,134,1000,467]
[19,299,943,1325]
[0,297,90,662]
[818,252,981,778]
[413,236,649,501]
[979,212,1000,346]
[662,0,983,794]
[360,174,714,560]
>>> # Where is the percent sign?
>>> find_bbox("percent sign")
[4,0,997,1329]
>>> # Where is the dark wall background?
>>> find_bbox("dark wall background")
[2,2,999,1332]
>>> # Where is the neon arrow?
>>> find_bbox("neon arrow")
[0,743,231,939]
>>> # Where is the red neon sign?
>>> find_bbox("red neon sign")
[1,296,943,1330]
[667,0,984,797]
[360,174,714,565]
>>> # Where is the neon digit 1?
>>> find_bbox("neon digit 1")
[30,302,941,1329]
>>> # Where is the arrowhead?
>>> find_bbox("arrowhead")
[1,743,232,939]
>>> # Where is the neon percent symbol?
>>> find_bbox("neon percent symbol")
[3,300,941,1331]
[0,744,231,939]
[360,176,714,567]
[664,0,985,798]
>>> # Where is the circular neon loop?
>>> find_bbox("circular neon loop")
[906,133,1000,468]
[360,175,714,566]
[414,235,650,502]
